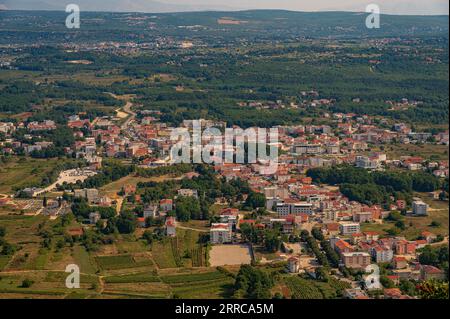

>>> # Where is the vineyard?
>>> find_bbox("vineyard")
[284,276,351,299]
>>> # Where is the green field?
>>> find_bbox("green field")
[0,157,78,194]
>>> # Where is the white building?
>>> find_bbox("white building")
[339,222,361,236]
[413,200,428,216]
[210,223,232,244]
[144,205,158,219]
[277,202,313,216]
[177,189,199,198]
[89,212,101,225]
[370,246,394,263]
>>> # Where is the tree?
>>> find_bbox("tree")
[244,192,266,209]
[0,226,5,238]
[233,265,274,299]
[116,212,137,234]
[264,230,281,253]
[20,279,34,288]
[417,280,449,299]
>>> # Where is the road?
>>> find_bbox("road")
[33,169,96,197]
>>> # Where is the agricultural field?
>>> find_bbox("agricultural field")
[283,276,351,299]
[151,228,208,269]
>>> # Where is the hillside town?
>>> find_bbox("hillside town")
[1,97,448,299]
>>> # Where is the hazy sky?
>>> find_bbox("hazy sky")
[1,0,448,14]
[162,0,449,15]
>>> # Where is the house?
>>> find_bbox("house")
[89,212,100,225]
[159,199,173,212]
[393,256,408,269]
[287,256,300,273]
[137,217,146,228]
[143,205,158,219]
[421,265,446,281]
[334,239,354,255]
[351,233,365,244]
[343,288,369,299]
[395,240,416,255]
[165,217,176,237]
[210,223,232,244]
[74,188,99,203]
[364,231,380,241]
[383,288,403,299]
[353,211,373,223]
[178,189,199,198]
[421,231,437,244]
[324,222,340,236]
[67,228,84,237]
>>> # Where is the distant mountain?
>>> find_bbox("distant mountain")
[0,0,235,13]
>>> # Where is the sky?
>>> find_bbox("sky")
[162,0,449,15]
[1,0,448,15]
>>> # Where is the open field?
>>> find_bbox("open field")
[377,144,449,161]
[0,157,79,194]
[361,196,449,240]
[209,244,252,267]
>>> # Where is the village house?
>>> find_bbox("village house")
[165,217,176,237]
[210,223,232,244]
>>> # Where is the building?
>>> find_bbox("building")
[341,252,371,269]
[276,202,313,216]
[412,200,428,216]
[89,212,101,225]
[343,288,369,299]
[143,205,158,219]
[370,246,394,263]
[334,239,354,255]
[74,188,99,203]
[355,156,380,169]
[421,265,446,281]
[178,189,199,198]
[159,199,173,212]
[287,256,300,273]
[392,256,408,269]
[339,222,361,236]
[165,217,176,237]
[292,144,323,155]
[353,211,373,223]
[210,223,232,244]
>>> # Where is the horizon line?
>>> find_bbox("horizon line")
[0,8,449,17]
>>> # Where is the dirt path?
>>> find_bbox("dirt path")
[176,225,209,233]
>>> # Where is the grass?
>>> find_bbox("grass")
[378,144,449,161]
[361,195,449,240]
[104,272,160,284]
[151,229,206,269]
[95,255,136,271]
[0,256,11,271]
[72,245,98,274]
[0,157,77,194]
[160,270,235,299]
